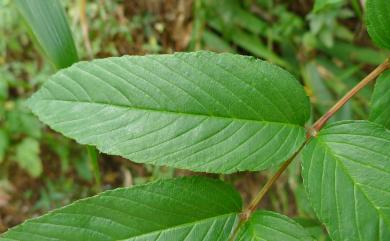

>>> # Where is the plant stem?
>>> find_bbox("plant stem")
[312,59,390,131]
[230,58,390,240]
[244,140,309,216]
[229,139,309,241]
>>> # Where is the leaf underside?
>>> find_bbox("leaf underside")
[236,211,314,241]
[366,0,390,50]
[370,70,390,129]
[28,51,310,173]
[302,121,390,241]
[0,177,242,241]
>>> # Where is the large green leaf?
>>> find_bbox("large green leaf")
[370,70,390,129]
[236,211,314,241]
[302,121,390,241]
[366,0,390,50]
[28,51,310,173]
[1,176,241,241]
[15,0,78,69]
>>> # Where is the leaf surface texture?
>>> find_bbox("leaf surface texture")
[370,70,390,129]
[236,211,313,241]
[0,177,241,241]
[15,0,78,68]
[302,121,390,241]
[28,51,310,173]
[366,0,390,50]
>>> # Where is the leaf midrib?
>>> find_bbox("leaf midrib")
[32,98,304,128]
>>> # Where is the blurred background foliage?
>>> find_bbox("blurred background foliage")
[0,0,387,239]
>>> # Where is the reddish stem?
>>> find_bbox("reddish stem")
[312,60,390,131]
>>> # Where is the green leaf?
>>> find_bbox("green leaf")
[294,218,329,240]
[0,77,8,101]
[313,0,344,12]
[236,211,314,241]
[232,8,267,36]
[1,176,242,241]
[14,137,42,177]
[6,101,42,139]
[203,30,234,53]
[370,70,390,129]
[204,0,267,35]
[208,19,290,69]
[28,51,310,174]
[303,61,334,114]
[302,121,390,241]
[366,0,390,50]
[229,30,291,69]
[0,129,9,163]
[15,0,78,69]
[319,41,389,66]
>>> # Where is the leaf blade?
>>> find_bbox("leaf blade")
[302,120,390,241]
[14,138,42,177]
[28,51,310,173]
[236,211,314,241]
[1,177,241,241]
[313,0,344,12]
[15,0,78,68]
[370,70,390,129]
[366,0,390,50]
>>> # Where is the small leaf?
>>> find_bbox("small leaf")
[303,61,334,115]
[0,78,8,101]
[208,19,290,69]
[370,70,390,129]
[302,121,390,241]
[202,30,234,53]
[15,0,78,68]
[28,51,311,174]
[0,130,9,163]
[236,211,314,241]
[319,41,389,66]
[14,138,42,177]
[313,0,344,12]
[294,218,327,240]
[6,101,41,139]
[366,0,390,50]
[1,176,242,241]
